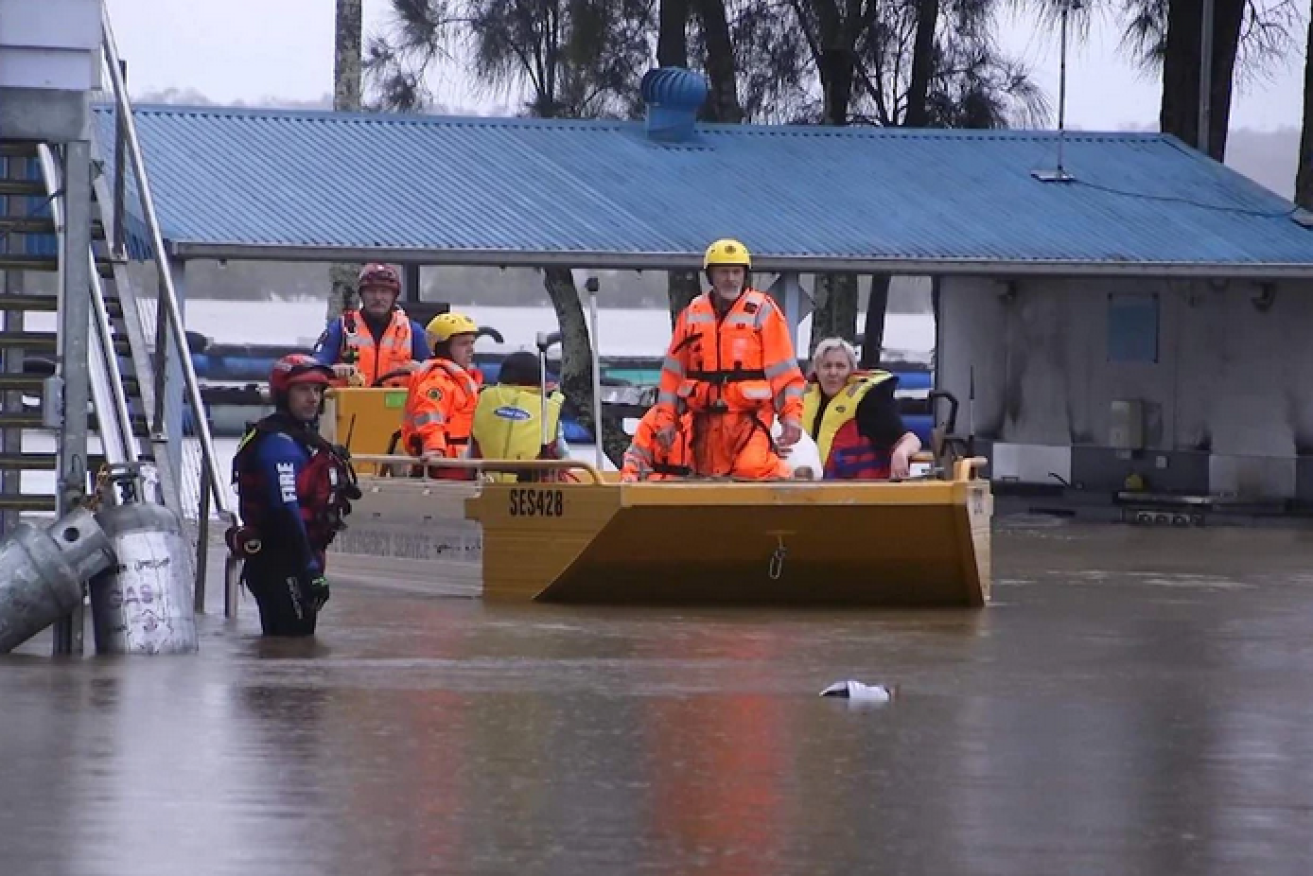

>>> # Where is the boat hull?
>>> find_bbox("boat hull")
[329,463,993,607]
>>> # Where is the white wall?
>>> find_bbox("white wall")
[937,275,1313,497]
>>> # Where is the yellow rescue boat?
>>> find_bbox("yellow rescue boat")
[322,387,994,607]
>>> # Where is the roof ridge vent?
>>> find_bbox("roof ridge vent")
[640,67,708,144]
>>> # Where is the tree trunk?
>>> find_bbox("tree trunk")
[1205,0,1245,162]
[666,270,701,328]
[1295,9,1313,209]
[327,0,364,322]
[1159,0,1244,161]
[658,0,689,67]
[819,47,854,125]
[694,0,744,122]
[903,0,939,127]
[541,268,628,466]
[860,275,890,369]
[1159,0,1202,149]
[808,273,859,354]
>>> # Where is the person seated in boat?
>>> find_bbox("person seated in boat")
[468,351,572,482]
[803,337,921,480]
[400,311,484,479]
[651,238,806,480]
[312,262,430,388]
[228,354,360,637]
[620,406,692,482]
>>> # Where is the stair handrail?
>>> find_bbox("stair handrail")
[35,144,138,466]
[100,6,233,523]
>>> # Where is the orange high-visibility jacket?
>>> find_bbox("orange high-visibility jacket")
[621,408,693,482]
[653,290,805,432]
[336,309,417,387]
[400,358,483,458]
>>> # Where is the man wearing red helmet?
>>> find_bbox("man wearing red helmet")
[229,354,361,636]
[312,263,431,388]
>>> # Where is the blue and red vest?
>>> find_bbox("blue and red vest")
[232,414,358,553]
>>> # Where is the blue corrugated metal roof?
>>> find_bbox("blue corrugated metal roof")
[90,104,1313,276]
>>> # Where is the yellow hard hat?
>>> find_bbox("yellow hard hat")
[704,238,751,270]
[426,311,478,347]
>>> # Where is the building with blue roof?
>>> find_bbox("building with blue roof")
[92,88,1313,506]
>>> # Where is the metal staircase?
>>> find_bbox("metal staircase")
[0,5,237,643]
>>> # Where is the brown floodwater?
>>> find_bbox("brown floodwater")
[5,518,1313,876]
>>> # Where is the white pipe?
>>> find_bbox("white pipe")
[586,278,604,470]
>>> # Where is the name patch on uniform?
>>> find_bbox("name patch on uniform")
[494,406,532,421]
[277,461,297,503]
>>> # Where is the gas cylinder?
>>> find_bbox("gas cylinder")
[0,507,115,653]
[89,464,199,655]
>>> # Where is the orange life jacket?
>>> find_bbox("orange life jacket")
[336,309,416,387]
[656,290,805,424]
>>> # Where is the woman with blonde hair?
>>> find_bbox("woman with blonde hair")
[802,337,921,479]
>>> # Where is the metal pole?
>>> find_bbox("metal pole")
[586,276,604,470]
[101,8,231,522]
[1199,0,1214,156]
[53,141,93,656]
[112,59,127,260]
[194,464,210,613]
[403,264,421,304]
[1056,3,1069,175]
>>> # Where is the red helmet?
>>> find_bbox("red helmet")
[269,353,332,398]
[357,262,401,294]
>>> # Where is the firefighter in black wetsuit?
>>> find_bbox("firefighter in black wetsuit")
[228,354,360,636]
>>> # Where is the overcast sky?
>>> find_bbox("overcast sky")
[104,0,1307,131]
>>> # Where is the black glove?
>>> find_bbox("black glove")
[298,573,330,612]
[308,575,330,611]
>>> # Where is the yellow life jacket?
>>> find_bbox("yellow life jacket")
[802,371,893,466]
[472,385,564,482]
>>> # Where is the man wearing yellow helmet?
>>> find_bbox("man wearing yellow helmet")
[399,311,484,477]
[312,263,430,388]
[651,238,806,479]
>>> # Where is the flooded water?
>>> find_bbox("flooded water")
[6,520,1313,875]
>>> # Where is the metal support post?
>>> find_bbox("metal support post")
[194,465,210,613]
[403,264,421,303]
[52,140,93,656]
[1198,0,1214,155]
[163,261,185,486]
[767,272,809,356]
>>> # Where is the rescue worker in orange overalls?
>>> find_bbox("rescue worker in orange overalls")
[651,239,806,479]
[400,311,483,478]
[620,406,692,482]
[312,263,430,388]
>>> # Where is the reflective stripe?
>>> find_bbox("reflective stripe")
[409,411,446,428]
[741,386,772,400]
[627,445,654,463]
[658,391,680,406]
[725,314,755,327]
[764,360,796,379]
[752,300,774,329]
[676,383,696,398]
[686,311,715,324]
[782,385,805,398]
[662,355,685,376]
